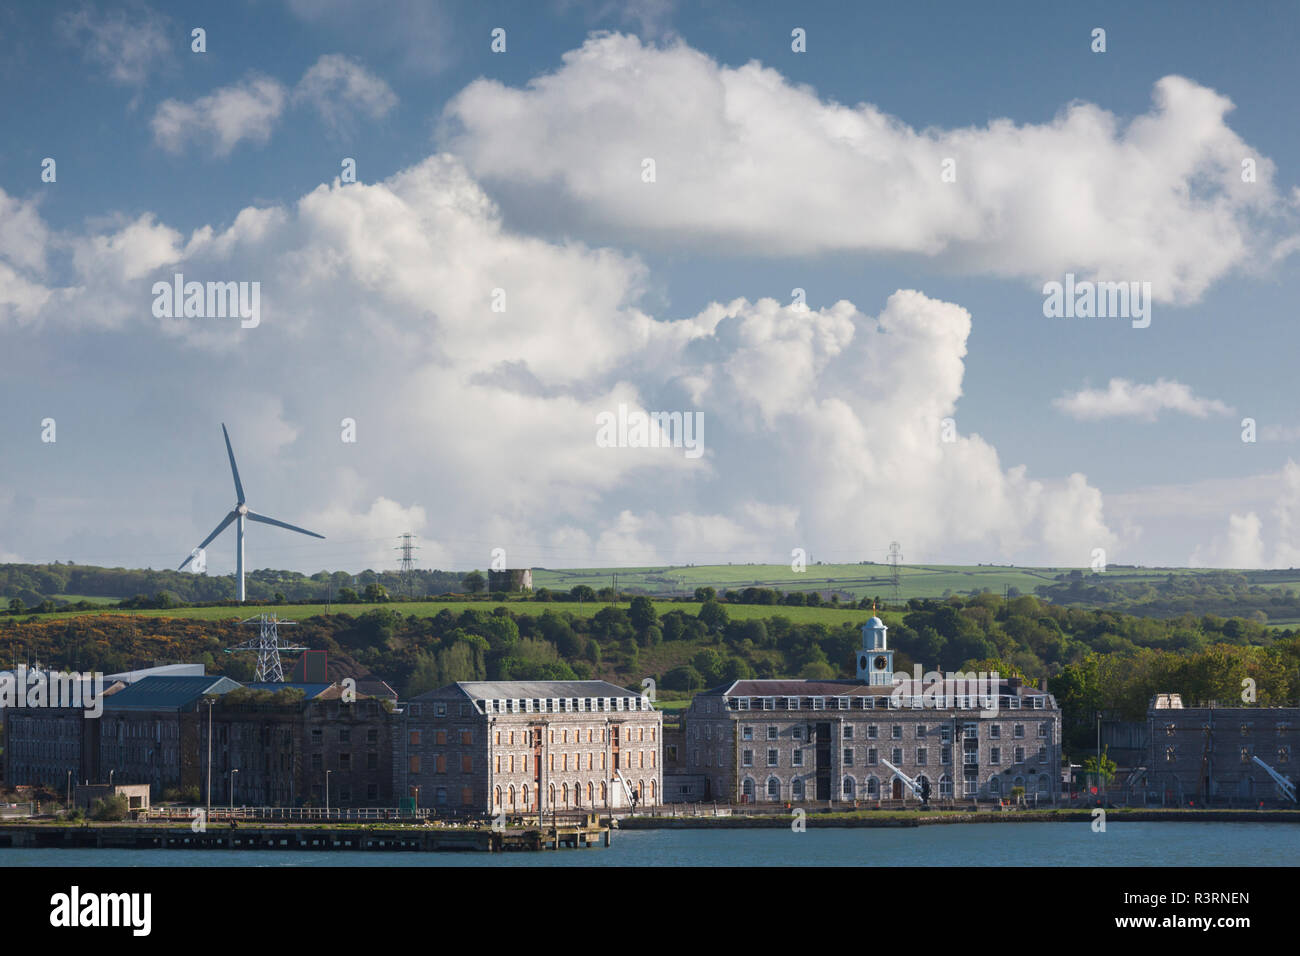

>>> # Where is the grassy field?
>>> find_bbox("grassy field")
[528,562,1226,600]
[40,598,888,627]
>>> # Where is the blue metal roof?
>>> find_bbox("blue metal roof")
[101,675,241,711]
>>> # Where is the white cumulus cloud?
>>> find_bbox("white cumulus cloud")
[1054,378,1233,422]
[444,33,1291,304]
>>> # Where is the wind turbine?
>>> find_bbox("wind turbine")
[179,424,324,602]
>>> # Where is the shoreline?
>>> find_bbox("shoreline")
[618,808,1300,829]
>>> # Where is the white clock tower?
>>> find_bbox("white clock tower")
[856,612,893,685]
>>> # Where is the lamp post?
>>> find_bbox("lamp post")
[108,769,114,790]
[325,770,332,817]
[205,697,215,812]
[230,768,238,809]
[66,770,72,809]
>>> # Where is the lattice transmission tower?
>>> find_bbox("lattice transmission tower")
[887,541,903,603]
[225,614,307,682]
[395,532,421,598]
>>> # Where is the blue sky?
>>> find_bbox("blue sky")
[1,0,1298,575]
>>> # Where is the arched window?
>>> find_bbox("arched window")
[767,776,780,800]
[548,783,556,807]
[562,782,569,807]
[600,780,607,804]
[742,777,755,801]
[792,778,805,801]
[649,780,656,802]
[842,776,855,798]
[587,781,594,804]
[508,784,516,808]
[939,775,953,798]
[989,776,1001,794]
[522,784,530,808]
[494,786,502,808]
[1038,774,1051,794]
[865,775,878,798]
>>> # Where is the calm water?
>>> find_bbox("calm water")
[1,822,1295,866]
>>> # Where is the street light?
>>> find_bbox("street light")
[230,768,238,810]
[66,770,72,809]
[325,770,332,817]
[205,697,215,812]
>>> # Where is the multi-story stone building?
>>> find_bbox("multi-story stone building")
[1143,693,1298,805]
[681,616,1063,805]
[396,680,662,815]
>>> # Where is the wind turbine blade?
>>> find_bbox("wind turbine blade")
[246,511,325,539]
[178,511,238,569]
[222,423,246,504]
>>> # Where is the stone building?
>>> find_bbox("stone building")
[681,616,1063,805]
[1142,693,1298,805]
[395,680,662,815]
[487,569,533,593]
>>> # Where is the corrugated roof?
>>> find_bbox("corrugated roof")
[102,675,240,711]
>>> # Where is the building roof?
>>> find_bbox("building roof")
[416,680,643,701]
[105,663,206,683]
[706,678,1050,698]
[101,675,241,711]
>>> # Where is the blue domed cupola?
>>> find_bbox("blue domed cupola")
[856,608,893,685]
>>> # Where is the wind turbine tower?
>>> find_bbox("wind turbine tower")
[179,424,325,602]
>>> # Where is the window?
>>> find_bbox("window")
[742,726,754,741]
[867,747,878,766]
[1166,723,1177,737]
[409,731,421,746]
[1038,723,1049,738]
[891,725,902,740]
[793,726,804,741]
[843,776,855,797]
[865,776,879,797]
[793,749,804,767]
[461,755,472,773]
[435,730,446,746]
[939,775,953,798]
[1240,723,1253,737]
[989,724,1001,739]
[792,778,805,800]
[892,747,903,764]
[311,728,322,742]
[767,777,780,800]
[867,725,878,739]
[916,747,927,766]
[989,776,1001,795]
[1279,746,1291,763]
[434,703,446,717]
[1240,747,1252,763]
[1037,746,1046,762]
[460,730,472,746]
[1014,746,1025,763]
[1166,747,1176,763]
[1013,724,1025,739]
[916,725,926,738]
[367,753,378,771]
[767,726,778,740]
[843,725,854,740]
[311,753,322,771]
[742,749,754,768]
[339,753,351,770]
[742,778,755,801]
[989,747,1001,766]
[767,749,779,767]
[843,748,854,767]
